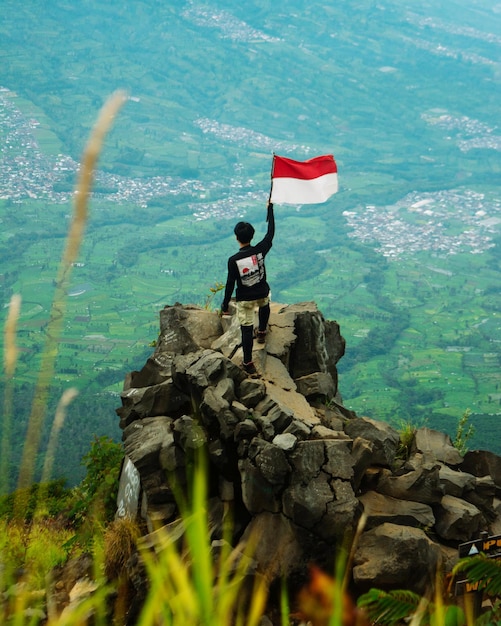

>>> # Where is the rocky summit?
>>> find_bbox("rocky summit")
[115,301,501,602]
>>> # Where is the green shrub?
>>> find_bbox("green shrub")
[70,435,123,526]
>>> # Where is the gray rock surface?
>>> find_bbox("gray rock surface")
[114,301,501,598]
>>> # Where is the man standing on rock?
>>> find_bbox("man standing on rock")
[221,201,275,376]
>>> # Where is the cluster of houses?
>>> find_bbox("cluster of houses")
[343,189,500,259]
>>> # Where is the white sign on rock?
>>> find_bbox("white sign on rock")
[116,456,141,520]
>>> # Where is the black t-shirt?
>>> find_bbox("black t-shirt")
[222,205,275,310]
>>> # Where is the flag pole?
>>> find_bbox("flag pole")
[267,152,275,220]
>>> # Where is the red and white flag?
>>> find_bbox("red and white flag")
[270,154,338,205]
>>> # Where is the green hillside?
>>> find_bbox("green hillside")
[0,0,500,485]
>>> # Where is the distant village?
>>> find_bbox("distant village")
[1,85,500,261]
[343,190,500,259]
[0,86,266,223]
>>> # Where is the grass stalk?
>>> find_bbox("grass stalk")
[1,294,22,496]
[32,387,79,519]
[136,452,269,626]
[40,388,79,487]
[14,91,127,514]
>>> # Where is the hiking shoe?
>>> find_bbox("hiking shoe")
[242,361,258,377]
[256,330,267,344]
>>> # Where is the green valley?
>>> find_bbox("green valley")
[1,0,500,485]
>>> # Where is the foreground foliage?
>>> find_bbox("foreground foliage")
[358,588,466,626]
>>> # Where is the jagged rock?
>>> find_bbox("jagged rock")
[141,469,176,503]
[143,503,177,532]
[238,378,267,407]
[439,544,461,575]
[215,377,236,403]
[281,439,358,538]
[262,356,319,425]
[265,404,294,432]
[323,400,357,422]
[173,349,238,391]
[353,523,441,594]
[359,491,435,529]
[490,498,501,534]
[211,307,241,358]
[283,472,335,529]
[122,416,174,472]
[231,400,252,421]
[208,438,231,472]
[218,410,243,441]
[463,475,496,518]
[259,303,297,366]
[323,439,354,480]
[250,438,291,486]
[117,380,190,428]
[288,440,325,480]
[462,450,501,493]
[284,302,345,382]
[129,352,174,388]
[252,414,276,441]
[434,495,483,542]
[376,464,444,504]
[294,371,335,400]
[239,512,305,581]
[200,386,230,424]
[239,458,281,514]
[439,465,476,497]
[253,395,278,417]
[319,409,345,431]
[158,303,223,353]
[113,300,501,610]
[159,439,184,472]
[311,424,349,440]
[412,427,463,466]
[283,419,312,440]
[318,479,359,539]
[344,417,400,467]
[172,415,207,450]
[272,432,297,451]
[351,437,375,492]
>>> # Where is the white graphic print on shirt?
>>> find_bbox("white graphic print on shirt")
[236,252,264,287]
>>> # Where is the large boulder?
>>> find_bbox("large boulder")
[462,450,501,494]
[376,464,444,504]
[353,523,441,594]
[359,491,435,530]
[434,495,483,542]
[412,427,463,466]
[158,303,223,353]
[344,417,400,467]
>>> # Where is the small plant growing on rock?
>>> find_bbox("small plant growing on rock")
[393,418,417,462]
[454,408,475,456]
[203,281,224,311]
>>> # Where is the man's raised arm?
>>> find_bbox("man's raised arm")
[265,201,275,241]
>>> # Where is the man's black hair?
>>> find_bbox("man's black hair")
[234,221,255,244]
